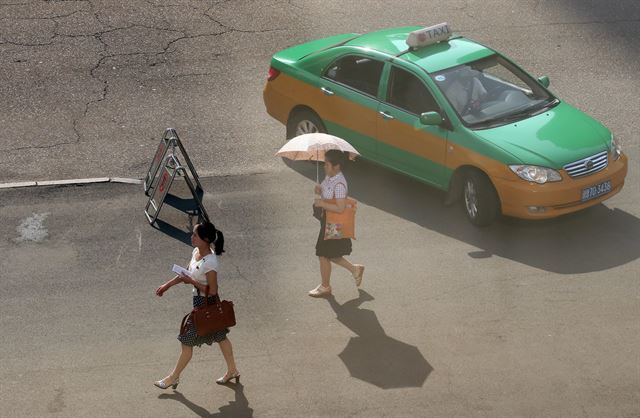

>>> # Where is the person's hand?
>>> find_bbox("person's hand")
[179,274,193,285]
[313,199,323,208]
[156,284,168,297]
[314,184,322,194]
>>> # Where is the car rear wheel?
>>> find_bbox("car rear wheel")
[286,109,326,139]
[463,170,500,226]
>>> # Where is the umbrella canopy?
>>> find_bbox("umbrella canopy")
[275,133,360,162]
[275,133,361,182]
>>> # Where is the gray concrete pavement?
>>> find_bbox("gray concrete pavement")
[0,163,638,417]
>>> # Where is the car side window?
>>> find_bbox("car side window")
[324,55,384,97]
[387,67,439,115]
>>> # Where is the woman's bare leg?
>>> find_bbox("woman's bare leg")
[166,344,193,382]
[319,256,332,287]
[330,257,356,275]
[218,338,239,376]
[331,257,364,286]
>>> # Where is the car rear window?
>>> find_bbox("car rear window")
[324,55,384,97]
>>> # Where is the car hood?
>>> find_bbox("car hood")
[473,101,611,169]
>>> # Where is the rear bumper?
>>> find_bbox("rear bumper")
[263,80,294,125]
[494,154,628,219]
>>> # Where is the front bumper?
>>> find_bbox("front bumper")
[494,154,628,219]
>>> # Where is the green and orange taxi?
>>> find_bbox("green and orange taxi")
[263,23,628,225]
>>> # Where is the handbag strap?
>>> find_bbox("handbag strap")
[196,286,210,296]
[180,312,191,335]
[196,288,220,304]
[326,183,356,211]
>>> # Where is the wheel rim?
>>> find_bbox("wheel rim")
[464,179,478,219]
[295,120,319,136]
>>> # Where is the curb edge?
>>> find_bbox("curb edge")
[0,177,143,190]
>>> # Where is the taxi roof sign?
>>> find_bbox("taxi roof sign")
[406,23,452,49]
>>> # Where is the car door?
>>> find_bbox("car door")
[316,54,384,159]
[376,64,449,188]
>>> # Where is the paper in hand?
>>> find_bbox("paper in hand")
[172,264,192,277]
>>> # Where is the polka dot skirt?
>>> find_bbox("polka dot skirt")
[177,295,229,347]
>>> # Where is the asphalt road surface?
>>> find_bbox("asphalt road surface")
[0,1,639,417]
[1,169,638,417]
[0,0,638,182]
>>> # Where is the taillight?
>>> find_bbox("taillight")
[267,67,280,81]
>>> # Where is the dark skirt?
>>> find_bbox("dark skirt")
[177,295,229,347]
[315,212,352,258]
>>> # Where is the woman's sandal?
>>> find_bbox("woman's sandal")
[154,376,179,390]
[216,371,240,385]
[308,284,332,297]
[353,265,365,287]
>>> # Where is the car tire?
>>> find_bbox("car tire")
[286,109,327,139]
[462,170,500,226]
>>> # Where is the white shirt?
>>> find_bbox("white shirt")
[445,77,487,114]
[321,172,348,199]
[188,248,219,295]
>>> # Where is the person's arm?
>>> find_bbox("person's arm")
[181,270,218,296]
[314,182,347,213]
[206,270,218,296]
[315,198,346,213]
[155,275,182,297]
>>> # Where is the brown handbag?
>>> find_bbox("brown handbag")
[180,295,236,337]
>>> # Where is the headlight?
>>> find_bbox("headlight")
[610,135,622,160]
[509,165,562,184]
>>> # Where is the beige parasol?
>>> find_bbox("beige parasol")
[275,133,361,182]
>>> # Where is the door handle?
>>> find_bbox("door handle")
[379,111,394,120]
[321,87,335,96]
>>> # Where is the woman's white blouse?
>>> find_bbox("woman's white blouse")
[188,248,218,295]
[321,172,348,199]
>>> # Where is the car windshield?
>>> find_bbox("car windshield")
[431,54,557,129]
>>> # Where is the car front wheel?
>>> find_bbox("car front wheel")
[286,109,326,139]
[463,170,500,226]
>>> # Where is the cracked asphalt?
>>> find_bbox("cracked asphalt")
[0,1,639,417]
[0,0,638,182]
[0,0,293,181]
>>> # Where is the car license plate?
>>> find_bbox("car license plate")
[581,180,611,202]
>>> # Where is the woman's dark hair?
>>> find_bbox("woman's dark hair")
[325,149,347,169]
[195,222,225,255]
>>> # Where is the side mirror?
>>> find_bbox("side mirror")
[537,75,550,88]
[420,111,443,126]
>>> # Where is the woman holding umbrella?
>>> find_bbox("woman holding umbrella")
[309,149,364,297]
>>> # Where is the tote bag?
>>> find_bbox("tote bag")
[324,197,357,240]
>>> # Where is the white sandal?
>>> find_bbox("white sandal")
[352,265,365,287]
[308,284,332,297]
[154,376,179,390]
[216,371,240,385]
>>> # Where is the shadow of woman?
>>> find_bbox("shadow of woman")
[158,383,253,417]
[327,290,433,389]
